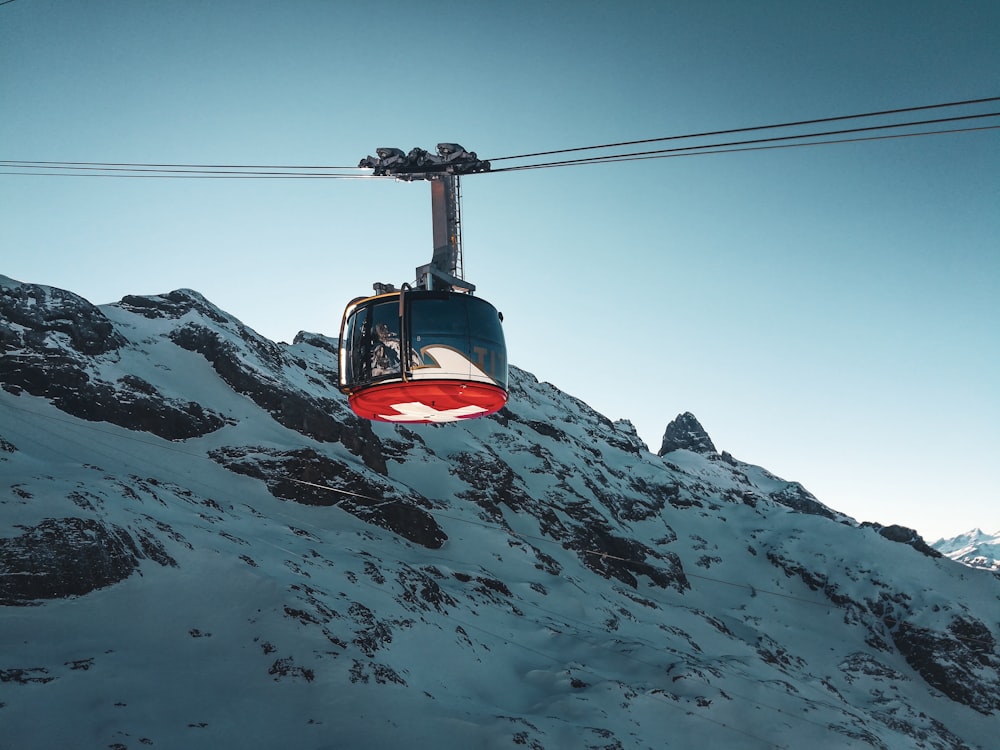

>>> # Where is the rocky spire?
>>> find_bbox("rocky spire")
[657,412,716,456]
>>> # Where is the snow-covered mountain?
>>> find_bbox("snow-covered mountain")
[2,274,999,750]
[933,529,1000,572]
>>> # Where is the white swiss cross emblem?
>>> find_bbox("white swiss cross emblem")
[378,401,487,423]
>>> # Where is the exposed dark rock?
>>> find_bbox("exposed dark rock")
[267,656,315,682]
[861,523,943,559]
[1,279,126,356]
[766,551,860,609]
[610,419,646,455]
[117,289,232,326]
[209,446,446,549]
[839,652,909,684]
[0,282,229,439]
[628,476,682,510]
[772,545,1000,715]
[567,521,688,592]
[658,412,716,455]
[769,482,838,520]
[1,667,54,684]
[293,331,340,356]
[395,565,458,614]
[893,617,1000,714]
[451,449,536,514]
[170,322,386,472]
[347,600,413,657]
[0,356,229,440]
[379,427,428,464]
[526,419,564,441]
[0,518,172,604]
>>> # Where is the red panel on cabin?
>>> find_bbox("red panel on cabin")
[348,380,507,423]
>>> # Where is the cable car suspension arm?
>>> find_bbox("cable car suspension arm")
[358,144,490,293]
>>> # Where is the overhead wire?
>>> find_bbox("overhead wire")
[0,159,363,170]
[485,125,1000,172]
[0,172,379,179]
[2,96,997,179]
[0,162,382,179]
[484,95,1000,162]
[486,113,1000,173]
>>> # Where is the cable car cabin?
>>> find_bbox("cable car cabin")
[338,289,508,423]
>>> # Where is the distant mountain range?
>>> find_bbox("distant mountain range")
[933,528,1000,571]
[2,274,998,749]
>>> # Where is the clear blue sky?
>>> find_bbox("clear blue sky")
[2,0,997,541]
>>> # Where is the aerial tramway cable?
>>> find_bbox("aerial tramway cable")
[487,117,1000,173]
[2,95,997,178]
[484,95,1000,161]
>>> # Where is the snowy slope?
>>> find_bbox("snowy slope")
[2,275,999,750]
[933,529,1000,572]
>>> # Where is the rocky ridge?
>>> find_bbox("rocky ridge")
[2,275,998,749]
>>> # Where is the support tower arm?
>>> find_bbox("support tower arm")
[358,144,490,292]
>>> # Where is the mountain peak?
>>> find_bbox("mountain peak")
[657,411,717,455]
[114,288,232,325]
[933,528,1000,571]
[3,279,1000,748]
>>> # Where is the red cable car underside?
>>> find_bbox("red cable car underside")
[348,380,507,423]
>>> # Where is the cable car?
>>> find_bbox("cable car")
[338,287,507,423]
[342,143,506,423]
